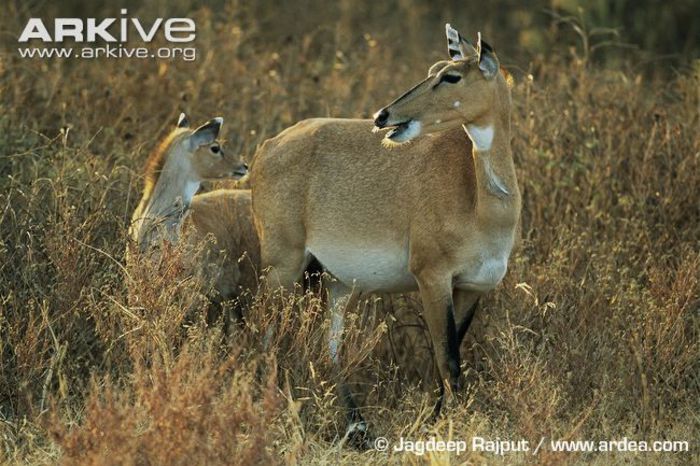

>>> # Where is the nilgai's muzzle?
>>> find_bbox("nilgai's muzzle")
[373,109,390,128]
[233,163,249,179]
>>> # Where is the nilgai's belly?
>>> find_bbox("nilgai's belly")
[308,241,417,293]
[308,230,515,294]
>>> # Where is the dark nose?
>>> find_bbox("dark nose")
[373,109,389,128]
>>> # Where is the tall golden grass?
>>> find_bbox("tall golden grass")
[0,1,698,464]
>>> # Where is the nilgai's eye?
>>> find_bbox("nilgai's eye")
[210,144,220,154]
[440,73,462,84]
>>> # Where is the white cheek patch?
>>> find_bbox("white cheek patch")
[453,100,461,108]
[402,120,422,141]
[385,120,422,145]
[466,124,494,151]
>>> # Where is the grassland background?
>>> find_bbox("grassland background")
[1,0,699,464]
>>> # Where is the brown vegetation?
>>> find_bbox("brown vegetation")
[1,1,698,464]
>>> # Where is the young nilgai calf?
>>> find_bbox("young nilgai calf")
[128,114,259,314]
[251,24,520,445]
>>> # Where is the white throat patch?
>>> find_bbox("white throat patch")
[182,180,201,204]
[482,158,510,197]
[466,124,494,152]
[465,124,509,197]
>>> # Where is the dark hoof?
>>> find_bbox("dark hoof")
[430,380,463,422]
[430,394,445,423]
[343,421,374,450]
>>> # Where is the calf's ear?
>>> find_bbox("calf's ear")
[189,117,223,149]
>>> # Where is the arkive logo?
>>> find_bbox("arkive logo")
[18,9,196,43]
[16,9,197,61]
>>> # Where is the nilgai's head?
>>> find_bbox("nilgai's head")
[373,24,504,145]
[172,113,248,180]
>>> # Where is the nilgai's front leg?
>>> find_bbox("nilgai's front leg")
[414,272,462,419]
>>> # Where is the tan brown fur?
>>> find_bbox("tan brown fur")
[250,26,521,441]
[185,189,260,301]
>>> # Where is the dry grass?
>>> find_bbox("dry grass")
[1,1,698,464]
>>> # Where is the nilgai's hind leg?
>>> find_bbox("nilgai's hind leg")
[326,280,371,449]
[262,245,308,290]
[413,272,462,421]
[259,232,309,347]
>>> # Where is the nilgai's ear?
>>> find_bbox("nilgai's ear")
[476,32,499,80]
[445,23,477,60]
[177,112,190,128]
[189,117,223,149]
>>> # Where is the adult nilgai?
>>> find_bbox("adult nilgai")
[251,24,521,445]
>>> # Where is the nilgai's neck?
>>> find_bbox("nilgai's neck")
[145,156,200,218]
[465,112,520,225]
[133,155,200,247]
